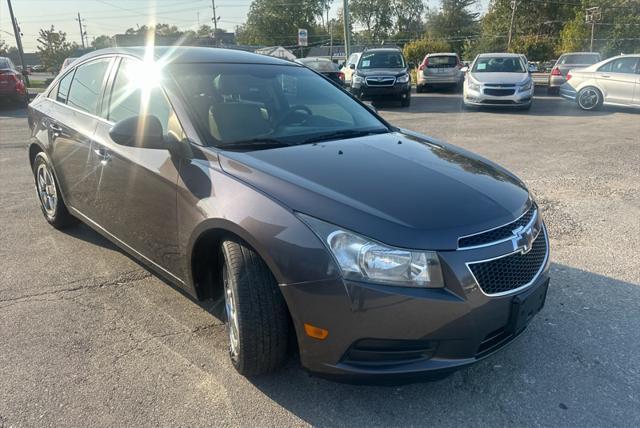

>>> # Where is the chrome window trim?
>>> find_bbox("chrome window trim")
[466,224,549,298]
[457,205,536,250]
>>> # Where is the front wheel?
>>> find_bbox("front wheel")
[577,86,603,111]
[33,152,76,229]
[220,238,290,376]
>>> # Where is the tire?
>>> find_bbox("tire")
[576,86,603,111]
[33,152,77,229]
[220,238,290,376]
[400,94,411,107]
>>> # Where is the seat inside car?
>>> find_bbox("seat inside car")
[208,74,272,142]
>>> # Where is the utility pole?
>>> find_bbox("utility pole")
[76,12,85,49]
[329,21,333,60]
[211,0,219,46]
[343,0,351,61]
[586,7,601,53]
[6,0,29,86]
[507,0,517,51]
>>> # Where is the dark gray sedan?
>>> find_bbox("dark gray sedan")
[27,47,549,382]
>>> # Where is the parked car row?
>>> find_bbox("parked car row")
[0,56,29,106]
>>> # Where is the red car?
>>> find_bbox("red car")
[0,57,28,106]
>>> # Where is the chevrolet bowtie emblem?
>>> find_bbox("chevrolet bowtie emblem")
[511,224,535,254]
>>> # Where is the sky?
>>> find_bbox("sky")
[1,0,489,52]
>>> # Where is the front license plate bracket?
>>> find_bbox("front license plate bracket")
[507,279,549,334]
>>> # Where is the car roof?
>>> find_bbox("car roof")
[560,52,600,55]
[426,53,458,56]
[477,53,523,58]
[363,48,402,53]
[75,46,298,66]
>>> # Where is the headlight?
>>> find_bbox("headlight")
[298,214,444,288]
[519,80,533,92]
[353,74,365,84]
[467,79,481,91]
[396,73,410,83]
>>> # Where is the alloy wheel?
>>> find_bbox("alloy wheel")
[36,163,57,217]
[222,263,240,360]
[578,88,599,110]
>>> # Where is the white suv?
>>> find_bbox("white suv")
[416,53,464,92]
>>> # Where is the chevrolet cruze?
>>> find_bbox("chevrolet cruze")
[28,47,550,382]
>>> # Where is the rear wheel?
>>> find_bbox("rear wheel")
[33,152,76,229]
[577,86,603,111]
[220,238,290,376]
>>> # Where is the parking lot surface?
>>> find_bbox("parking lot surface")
[1,89,639,426]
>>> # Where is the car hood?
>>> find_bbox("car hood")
[470,72,530,85]
[217,132,530,250]
[356,68,408,77]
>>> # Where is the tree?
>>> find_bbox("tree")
[0,39,9,56]
[350,0,394,41]
[37,26,76,72]
[403,37,451,65]
[426,0,480,55]
[91,35,113,49]
[392,0,426,40]
[237,0,325,46]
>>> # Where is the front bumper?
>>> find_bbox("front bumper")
[280,229,550,383]
[351,82,411,99]
[418,73,462,86]
[464,87,533,107]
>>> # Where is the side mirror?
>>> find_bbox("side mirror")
[362,101,377,114]
[109,115,166,149]
[349,63,355,70]
[460,66,468,73]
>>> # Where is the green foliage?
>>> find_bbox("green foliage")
[426,0,480,54]
[392,0,427,40]
[403,38,452,65]
[558,15,589,54]
[350,0,394,41]
[36,26,76,72]
[237,0,325,46]
[91,35,114,49]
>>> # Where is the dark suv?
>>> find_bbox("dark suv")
[349,48,412,107]
[28,47,549,382]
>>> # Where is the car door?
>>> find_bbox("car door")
[596,57,640,105]
[91,57,184,279]
[47,57,114,215]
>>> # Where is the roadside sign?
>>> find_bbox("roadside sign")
[298,28,308,47]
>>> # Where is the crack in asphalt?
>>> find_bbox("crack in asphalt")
[0,269,151,308]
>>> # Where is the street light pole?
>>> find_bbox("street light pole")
[6,0,29,85]
[76,12,86,49]
[343,0,351,61]
[507,0,517,51]
[211,0,218,46]
[586,7,601,53]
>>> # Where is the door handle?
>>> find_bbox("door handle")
[49,123,63,133]
[600,74,611,78]
[94,147,112,164]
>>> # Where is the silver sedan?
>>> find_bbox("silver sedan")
[560,54,640,110]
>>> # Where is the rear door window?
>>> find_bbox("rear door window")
[56,70,74,104]
[66,58,111,114]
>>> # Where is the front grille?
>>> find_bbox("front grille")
[484,88,515,96]
[459,205,536,248]
[366,76,396,87]
[468,231,547,295]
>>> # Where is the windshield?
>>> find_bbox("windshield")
[297,58,338,72]
[169,63,387,149]
[472,57,525,73]
[358,51,405,69]
[559,54,600,65]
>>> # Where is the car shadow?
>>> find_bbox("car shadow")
[375,86,637,117]
[0,102,27,118]
[243,263,640,425]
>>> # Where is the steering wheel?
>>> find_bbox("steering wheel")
[275,105,313,129]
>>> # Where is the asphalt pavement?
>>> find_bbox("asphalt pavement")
[1,89,639,427]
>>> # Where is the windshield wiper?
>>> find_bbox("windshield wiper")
[217,138,291,151]
[300,129,389,145]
